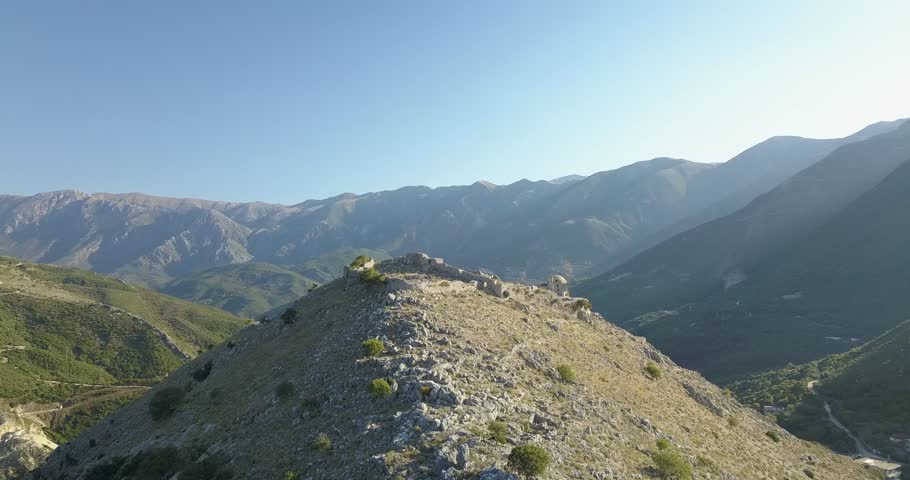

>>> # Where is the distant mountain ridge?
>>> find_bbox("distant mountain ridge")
[1,118,905,289]
[576,119,910,381]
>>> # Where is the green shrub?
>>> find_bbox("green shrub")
[209,388,223,402]
[149,387,186,420]
[695,455,714,468]
[280,308,298,324]
[312,433,332,451]
[803,469,815,479]
[727,416,741,428]
[368,378,393,399]
[507,444,550,477]
[653,448,692,479]
[284,471,300,480]
[655,438,671,451]
[645,362,662,379]
[300,394,325,417]
[489,420,508,444]
[192,360,214,382]
[556,364,577,383]
[362,338,385,357]
[275,381,294,400]
[350,255,372,268]
[766,430,781,442]
[360,268,387,285]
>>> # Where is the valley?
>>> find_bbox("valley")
[0,257,248,477]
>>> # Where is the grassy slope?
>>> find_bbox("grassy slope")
[160,262,320,318]
[730,319,910,454]
[0,256,247,442]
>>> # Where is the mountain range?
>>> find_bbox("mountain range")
[575,119,910,381]
[1,119,903,292]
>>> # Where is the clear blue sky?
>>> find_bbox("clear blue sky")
[1,1,908,204]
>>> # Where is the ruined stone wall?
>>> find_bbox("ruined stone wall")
[399,253,507,298]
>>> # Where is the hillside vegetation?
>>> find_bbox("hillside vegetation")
[577,121,910,381]
[731,319,910,456]
[0,257,247,477]
[161,262,320,318]
[38,255,880,480]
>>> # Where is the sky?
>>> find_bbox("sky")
[1,1,908,204]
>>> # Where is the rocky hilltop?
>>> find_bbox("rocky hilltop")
[37,254,878,479]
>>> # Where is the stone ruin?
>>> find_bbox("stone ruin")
[546,274,570,297]
[399,253,508,298]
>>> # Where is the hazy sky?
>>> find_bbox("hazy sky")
[1,1,908,204]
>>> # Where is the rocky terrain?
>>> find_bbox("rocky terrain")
[37,254,878,479]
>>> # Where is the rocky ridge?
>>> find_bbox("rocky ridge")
[37,254,878,479]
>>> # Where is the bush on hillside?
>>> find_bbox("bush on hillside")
[301,394,325,417]
[350,255,372,268]
[311,433,332,451]
[645,362,662,379]
[653,447,692,480]
[362,338,385,357]
[507,444,551,477]
[368,378,393,399]
[360,268,387,285]
[656,438,671,451]
[274,381,294,400]
[556,364,577,383]
[192,360,214,382]
[280,308,298,324]
[766,430,781,442]
[489,420,508,444]
[727,416,741,428]
[149,387,186,420]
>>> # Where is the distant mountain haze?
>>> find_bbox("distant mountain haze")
[2,119,904,293]
[576,119,910,381]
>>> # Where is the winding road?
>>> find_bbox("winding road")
[807,381,878,458]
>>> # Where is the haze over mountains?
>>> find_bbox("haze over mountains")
[1,118,904,295]
[576,118,910,381]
